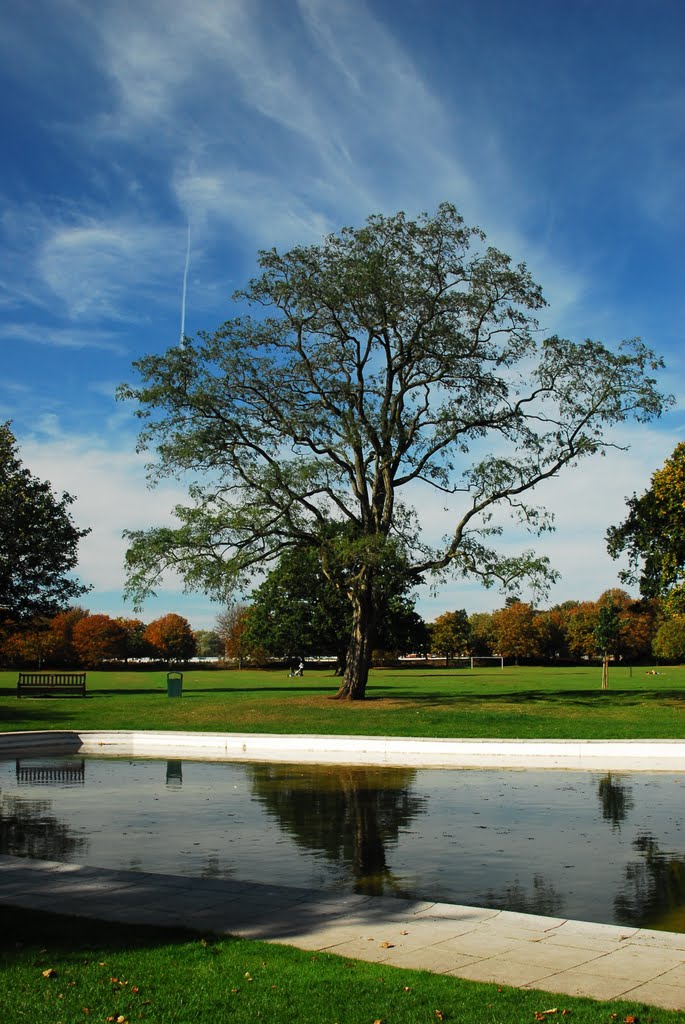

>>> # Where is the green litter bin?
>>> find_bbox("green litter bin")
[166,671,183,697]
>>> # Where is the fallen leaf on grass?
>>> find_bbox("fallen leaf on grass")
[42,968,57,978]
[435,1011,444,1020]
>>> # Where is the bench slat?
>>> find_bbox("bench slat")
[17,672,87,697]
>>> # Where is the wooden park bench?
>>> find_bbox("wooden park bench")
[17,672,87,698]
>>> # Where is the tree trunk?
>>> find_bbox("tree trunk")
[334,579,376,700]
[601,655,609,690]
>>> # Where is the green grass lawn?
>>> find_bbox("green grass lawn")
[1,663,683,738]
[2,906,682,1024]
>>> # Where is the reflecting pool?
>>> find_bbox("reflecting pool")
[1,756,683,931]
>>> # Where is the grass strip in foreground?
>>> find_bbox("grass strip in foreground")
[1,906,681,1024]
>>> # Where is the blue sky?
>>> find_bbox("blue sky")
[2,0,683,629]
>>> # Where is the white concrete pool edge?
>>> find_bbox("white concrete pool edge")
[1,730,684,769]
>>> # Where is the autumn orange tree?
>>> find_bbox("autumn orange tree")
[490,601,539,663]
[144,613,196,664]
[1,620,60,668]
[72,614,127,668]
[217,604,265,668]
[48,606,89,666]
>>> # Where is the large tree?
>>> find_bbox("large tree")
[0,423,90,621]
[607,442,685,611]
[119,204,667,699]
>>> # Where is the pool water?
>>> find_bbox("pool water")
[1,756,683,931]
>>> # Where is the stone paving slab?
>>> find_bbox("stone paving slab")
[1,854,684,1011]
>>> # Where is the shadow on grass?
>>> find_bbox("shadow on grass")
[0,869,424,956]
[0,703,77,725]
[86,684,341,697]
[0,904,211,961]
[359,688,685,707]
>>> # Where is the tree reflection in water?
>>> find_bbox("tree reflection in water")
[248,764,426,897]
[249,764,564,915]
[597,773,634,829]
[483,874,565,918]
[0,793,88,862]
[615,832,685,931]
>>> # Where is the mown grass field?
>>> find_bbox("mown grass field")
[0,663,683,738]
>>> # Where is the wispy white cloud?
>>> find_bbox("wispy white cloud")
[1,198,188,328]
[36,219,184,321]
[18,425,189,594]
[174,167,335,250]
[0,321,127,354]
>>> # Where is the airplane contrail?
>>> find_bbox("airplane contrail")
[179,220,191,348]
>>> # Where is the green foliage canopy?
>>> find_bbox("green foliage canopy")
[0,423,90,621]
[608,442,685,611]
[245,541,426,668]
[119,204,668,698]
[429,609,471,661]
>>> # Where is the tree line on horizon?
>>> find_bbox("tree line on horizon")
[1,571,684,671]
[0,608,199,669]
[216,584,685,671]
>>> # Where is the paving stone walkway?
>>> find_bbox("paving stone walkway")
[1,854,683,1011]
